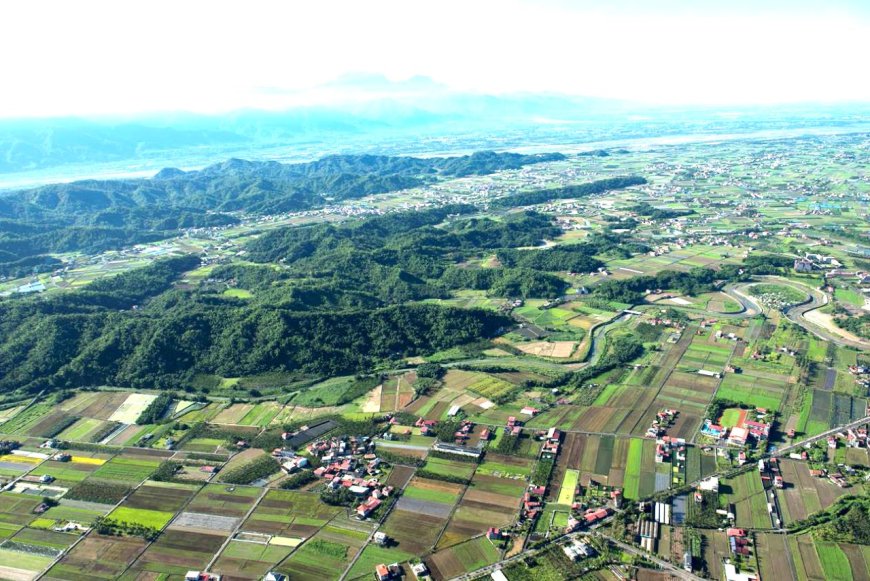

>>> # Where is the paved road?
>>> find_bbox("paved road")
[725,276,870,351]
[596,533,705,581]
[772,415,870,458]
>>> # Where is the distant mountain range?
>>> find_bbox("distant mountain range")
[2,75,867,176]
[0,150,562,277]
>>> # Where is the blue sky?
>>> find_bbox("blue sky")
[1,0,868,118]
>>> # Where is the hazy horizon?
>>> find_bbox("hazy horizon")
[2,0,869,119]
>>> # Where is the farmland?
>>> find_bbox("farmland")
[2,129,870,580]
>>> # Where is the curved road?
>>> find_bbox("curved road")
[724,276,870,351]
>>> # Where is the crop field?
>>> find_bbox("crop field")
[279,524,369,580]
[211,540,293,580]
[108,506,175,529]
[515,340,578,358]
[107,393,158,424]
[720,471,771,530]
[238,402,282,426]
[57,417,109,442]
[789,534,828,581]
[180,483,259,517]
[128,529,228,577]
[345,544,417,580]
[241,489,341,539]
[0,402,54,435]
[0,491,44,527]
[717,372,788,411]
[44,533,148,580]
[476,453,533,479]
[91,456,160,483]
[795,388,868,439]
[438,473,525,548]
[0,546,56,581]
[123,482,197,513]
[755,532,797,581]
[775,460,849,524]
[212,403,255,425]
[57,392,128,421]
[422,455,477,480]
[699,530,731,581]
[383,505,452,554]
[427,536,501,579]
[0,405,23,424]
[28,460,98,485]
[379,371,417,412]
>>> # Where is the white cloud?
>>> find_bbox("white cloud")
[0,0,867,117]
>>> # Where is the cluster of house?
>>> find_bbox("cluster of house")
[647,316,686,330]
[505,415,523,436]
[727,528,753,558]
[754,461,783,500]
[816,468,849,488]
[538,427,561,459]
[793,253,843,273]
[714,330,741,342]
[271,448,310,474]
[300,435,395,519]
[701,408,772,448]
[520,485,546,522]
[561,538,596,561]
[645,408,678,439]
[652,436,686,466]
[375,561,429,581]
[566,507,612,534]
[848,365,870,393]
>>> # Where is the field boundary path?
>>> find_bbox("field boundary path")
[339,463,418,581]
[204,485,269,571]
[37,468,182,581]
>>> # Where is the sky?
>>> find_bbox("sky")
[1,0,869,118]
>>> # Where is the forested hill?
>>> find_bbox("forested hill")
[0,151,562,277]
[0,255,510,397]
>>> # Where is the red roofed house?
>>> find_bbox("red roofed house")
[357,497,381,518]
[375,563,390,581]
